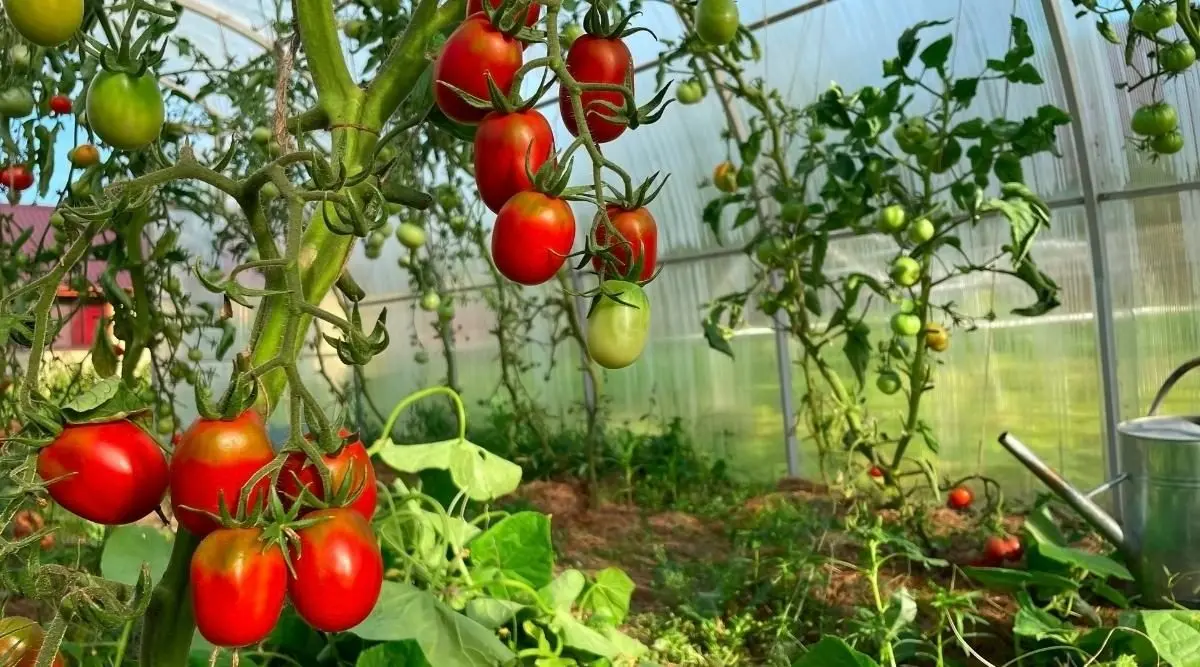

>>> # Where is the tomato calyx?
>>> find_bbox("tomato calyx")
[192,355,264,421]
[477,0,543,40]
[582,3,652,40]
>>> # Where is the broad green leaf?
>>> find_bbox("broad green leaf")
[842,323,870,386]
[1142,611,1200,667]
[100,525,172,588]
[602,626,648,658]
[882,588,917,640]
[703,320,734,358]
[1022,507,1068,546]
[962,566,1078,595]
[1006,63,1043,84]
[579,567,635,625]
[89,318,119,379]
[1013,598,1076,643]
[1010,255,1062,317]
[350,582,515,667]
[377,438,521,502]
[61,378,152,424]
[465,598,525,629]
[1034,541,1133,581]
[555,612,620,658]
[895,19,952,69]
[919,35,954,70]
[792,636,879,666]
[469,512,555,589]
[355,641,431,667]
[540,569,587,612]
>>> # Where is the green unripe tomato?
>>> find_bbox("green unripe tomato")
[1131,102,1178,136]
[396,222,426,249]
[11,45,32,69]
[889,259,920,286]
[907,218,935,244]
[187,348,203,362]
[1159,41,1196,73]
[890,312,922,337]
[268,140,283,158]
[0,88,36,118]
[420,291,441,312]
[676,81,704,105]
[993,151,1024,183]
[807,126,827,143]
[1132,2,1177,33]
[1151,130,1185,154]
[49,212,65,228]
[892,117,930,154]
[889,256,922,287]
[343,20,369,41]
[414,350,429,364]
[364,243,382,260]
[780,202,808,224]
[437,303,455,321]
[251,127,271,145]
[694,0,740,46]
[876,370,902,395]
[156,419,175,435]
[876,204,907,234]
[260,182,280,200]
[562,23,585,46]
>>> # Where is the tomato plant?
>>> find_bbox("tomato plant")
[288,508,384,632]
[693,0,739,46]
[947,486,973,510]
[586,280,651,369]
[473,109,554,212]
[169,411,275,536]
[560,30,633,144]
[3,0,83,47]
[279,430,378,521]
[85,71,166,151]
[37,420,169,525]
[190,528,287,647]
[491,190,576,285]
[433,15,523,125]
[591,206,658,281]
[0,166,34,192]
[0,617,65,667]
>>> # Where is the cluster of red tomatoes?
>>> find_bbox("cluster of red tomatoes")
[431,0,658,289]
[35,414,383,647]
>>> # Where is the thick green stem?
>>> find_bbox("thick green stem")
[138,528,201,667]
[120,212,152,385]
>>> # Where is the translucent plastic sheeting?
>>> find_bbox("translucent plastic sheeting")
[358,282,585,424]
[733,0,1081,205]
[789,206,1106,495]
[1102,195,1200,420]
[1061,0,1200,193]
[598,252,786,481]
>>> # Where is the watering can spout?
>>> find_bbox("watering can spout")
[997,432,1127,551]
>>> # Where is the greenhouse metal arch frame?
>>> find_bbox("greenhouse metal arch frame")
[173,0,1192,501]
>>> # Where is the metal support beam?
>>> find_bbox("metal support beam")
[176,0,274,49]
[1041,0,1124,515]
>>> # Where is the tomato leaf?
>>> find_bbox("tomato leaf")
[950,77,979,106]
[919,35,954,70]
[350,582,515,667]
[842,323,870,386]
[1006,63,1044,85]
[100,526,172,588]
[60,378,152,424]
[962,567,1079,594]
[464,598,525,629]
[1013,594,1077,643]
[702,320,734,358]
[894,20,952,70]
[553,612,622,658]
[1008,254,1062,317]
[468,512,555,589]
[579,567,635,625]
[793,636,879,666]
[1034,541,1134,581]
[354,641,430,667]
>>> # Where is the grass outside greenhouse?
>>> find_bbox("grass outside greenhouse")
[11,0,1200,665]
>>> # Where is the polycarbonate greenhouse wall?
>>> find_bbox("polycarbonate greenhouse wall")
[128,0,1200,496]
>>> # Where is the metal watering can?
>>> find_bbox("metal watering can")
[998,358,1200,607]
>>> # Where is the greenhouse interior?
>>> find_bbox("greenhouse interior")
[3,0,1200,664]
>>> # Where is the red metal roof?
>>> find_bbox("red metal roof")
[0,203,132,289]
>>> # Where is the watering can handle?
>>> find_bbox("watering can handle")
[1148,356,1200,416]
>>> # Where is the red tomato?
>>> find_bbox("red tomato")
[191,527,287,647]
[491,191,575,285]
[473,109,554,213]
[288,508,384,632]
[0,166,34,191]
[279,429,378,522]
[982,536,1009,565]
[37,420,169,525]
[1002,535,1023,561]
[591,206,658,281]
[868,466,884,478]
[169,411,275,536]
[48,94,72,115]
[465,0,541,33]
[433,16,523,125]
[947,486,973,510]
[0,616,66,667]
[559,34,633,144]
